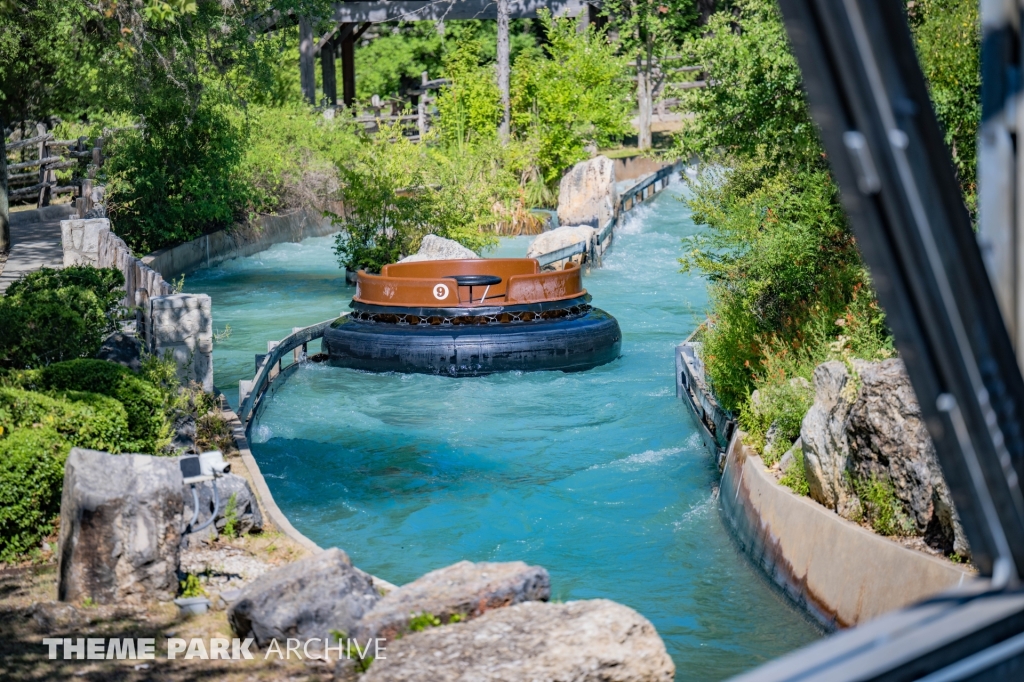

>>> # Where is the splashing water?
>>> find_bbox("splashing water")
[187,179,820,680]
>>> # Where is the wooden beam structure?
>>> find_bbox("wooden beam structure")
[259,1,593,107]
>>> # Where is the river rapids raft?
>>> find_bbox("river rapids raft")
[323,258,622,376]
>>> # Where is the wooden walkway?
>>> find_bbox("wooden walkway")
[0,206,71,293]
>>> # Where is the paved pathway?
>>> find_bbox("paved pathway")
[0,212,66,293]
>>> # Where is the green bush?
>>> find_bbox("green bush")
[105,96,249,254]
[0,387,130,453]
[779,448,810,496]
[853,474,915,537]
[739,378,815,465]
[0,427,70,562]
[0,267,125,370]
[19,360,170,454]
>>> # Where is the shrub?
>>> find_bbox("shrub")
[0,426,70,562]
[0,267,125,370]
[779,448,810,496]
[853,474,915,537]
[105,97,249,254]
[739,379,814,465]
[22,360,170,454]
[0,387,131,453]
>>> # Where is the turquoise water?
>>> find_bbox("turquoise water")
[186,182,820,680]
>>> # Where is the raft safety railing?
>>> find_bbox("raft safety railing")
[238,317,339,428]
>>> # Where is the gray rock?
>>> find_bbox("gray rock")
[353,560,550,642]
[398,235,477,263]
[227,548,380,649]
[800,361,861,519]
[526,224,596,264]
[557,156,618,229]
[58,449,184,605]
[778,448,795,473]
[95,332,142,371]
[847,359,969,555]
[182,473,263,539]
[359,599,675,682]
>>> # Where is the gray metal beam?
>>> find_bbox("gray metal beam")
[327,0,588,24]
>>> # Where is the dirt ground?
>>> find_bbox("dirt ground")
[0,531,337,682]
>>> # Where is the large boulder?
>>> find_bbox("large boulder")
[58,449,183,605]
[95,332,142,371]
[526,225,596,264]
[182,473,263,539]
[557,155,618,229]
[227,548,380,649]
[399,235,477,263]
[847,359,968,555]
[359,599,675,682]
[800,361,861,518]
[353,560,550,642]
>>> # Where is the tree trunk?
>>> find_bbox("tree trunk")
[0,114,9,255]
[637,58,652,151]
[299,17,316,105]
[497,0,511,144]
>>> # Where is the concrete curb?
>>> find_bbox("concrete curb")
[719,431,973,630]
[221,401,398,594]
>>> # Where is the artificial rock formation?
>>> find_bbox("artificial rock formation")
[182,473,263,539]
[399,235,477,263]
[557,155,618,229]
[847,359,968,554]
[359,599,675,682]
[526,225,596,262]
[95,332,143,371]
[58,449,184,605]
[800,359,968,555]
[227,548,380,649]
[353,560,550,642]
[800,361,862,519]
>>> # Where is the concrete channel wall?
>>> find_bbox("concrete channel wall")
[142,208,339,281]
[718,432,971,630]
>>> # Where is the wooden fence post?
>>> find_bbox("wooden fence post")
[417,72,428,139]
[36,123,50,208]
[0,114,8,254]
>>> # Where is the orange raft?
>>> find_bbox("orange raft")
[322,258,622,376]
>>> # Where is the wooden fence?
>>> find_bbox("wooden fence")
[3,123,106,210]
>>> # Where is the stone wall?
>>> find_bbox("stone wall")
[719,432,971,629]
[59,218,212,390]
[142,208,339,281]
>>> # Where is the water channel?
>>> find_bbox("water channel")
[186,180,820,680]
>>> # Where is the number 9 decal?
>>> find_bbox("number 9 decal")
[433,283,450,300]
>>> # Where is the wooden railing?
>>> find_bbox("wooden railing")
[4,126,106,210]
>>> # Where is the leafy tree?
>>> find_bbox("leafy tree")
[510,12,631,185]
[601,0,699,149]
[908,0,980,213]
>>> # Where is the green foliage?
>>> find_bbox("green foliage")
[853,474,915,537]
[676,0,819,170]
[331,126,498,273]
[739,379,814,464]
[0,426,69,562]
[105,97,249,254]
[17,359,171,453]
[237,103,360,215]
[510,12,631,184]
[0,387,131,453]
[0,267,125,370]
[779,448,810,497]
[682,162,892,410]
[435,36,502,146]
[908,0,980,213]
[179,573,206,598]
[408,612,442,632]
[223,492,239,538]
